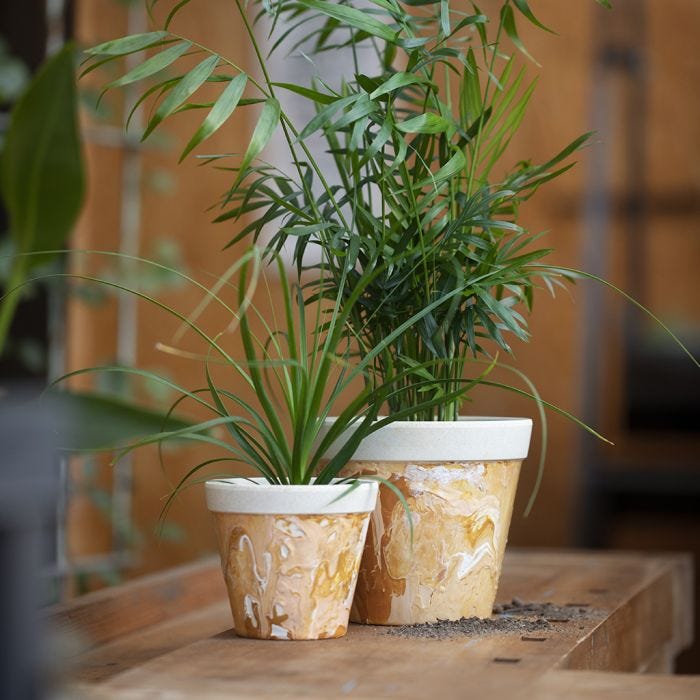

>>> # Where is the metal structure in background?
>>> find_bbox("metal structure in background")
[110,0,147,575]
[577,0,700,545]
[45,0,72,602]
[47,1,147,595]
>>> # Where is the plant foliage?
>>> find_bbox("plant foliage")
[46,249,598,496]
[0,44,85,355]
[83,0,630,422]
[70,0,700,512]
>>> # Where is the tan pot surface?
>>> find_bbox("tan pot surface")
[342,460,521,625]
[212,511,370,640]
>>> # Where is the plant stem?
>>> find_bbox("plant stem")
[232,0,351,235]
[170,31,269,95]
[466,3,506,198]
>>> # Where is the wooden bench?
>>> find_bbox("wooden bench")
[50,549,698,698]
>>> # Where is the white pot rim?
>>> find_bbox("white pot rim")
[205,477,378,515]
[317,416,533,461]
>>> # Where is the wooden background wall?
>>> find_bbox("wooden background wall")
[66,0,699,596]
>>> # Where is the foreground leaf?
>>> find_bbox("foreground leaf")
[44,390,195,451]
[0,44,84,354]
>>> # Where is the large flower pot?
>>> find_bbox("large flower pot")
[205,478,377,640]
[319,418,532,625]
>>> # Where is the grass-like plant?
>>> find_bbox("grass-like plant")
[36,248,601,513]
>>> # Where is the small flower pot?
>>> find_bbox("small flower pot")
[205,478,378,640]
[319,418,532,625]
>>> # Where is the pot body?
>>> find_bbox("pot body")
[205,478,377,640]
[320,418,532,625]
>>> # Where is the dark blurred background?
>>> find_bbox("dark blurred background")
[1,0,698,674]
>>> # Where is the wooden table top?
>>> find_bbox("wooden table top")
[50,549,698,699]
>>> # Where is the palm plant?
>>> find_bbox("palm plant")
[83,0,695,430]
[238,0,602,420]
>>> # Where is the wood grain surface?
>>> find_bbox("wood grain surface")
[50,549,696,699]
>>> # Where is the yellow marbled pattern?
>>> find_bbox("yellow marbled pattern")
[212,512,370,640]
[341,460,521,625]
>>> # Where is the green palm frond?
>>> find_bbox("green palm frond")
[78,1,700,427]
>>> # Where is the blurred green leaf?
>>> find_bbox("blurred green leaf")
[0,44,84,355]
[44,389,196,451]
[0,44,84,267]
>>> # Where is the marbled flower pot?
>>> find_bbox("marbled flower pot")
[318,418,532,625]
[205,478,378,640]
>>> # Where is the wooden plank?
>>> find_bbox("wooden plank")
[66,602,231,683]
[532,670,700,700]
[561,552,693,671]
[75,629,541,699]
[48,556,224,648]
[73,672,700,700]
[50,550,694,698]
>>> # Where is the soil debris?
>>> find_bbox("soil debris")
[493,599,596,621]
[385,598,601,640]
[386,614,549,640]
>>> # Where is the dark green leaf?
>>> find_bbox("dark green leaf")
[297,93,358,140]
[296,0,397,42]
[396,113,449,134]
[501,4,536,63]
[271,82,336,105]
[451,13,488,34]
[180,72,248,161]
[417,148,465,187]
[0,43,84,266]
[86,31,170,56]
[106,41,191,89]
[144,54,219,139]
[235,97,281,186]
[45,390,195,451]
[512,0,554,33]
[165,0,194,29]
[369,72,427,100]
